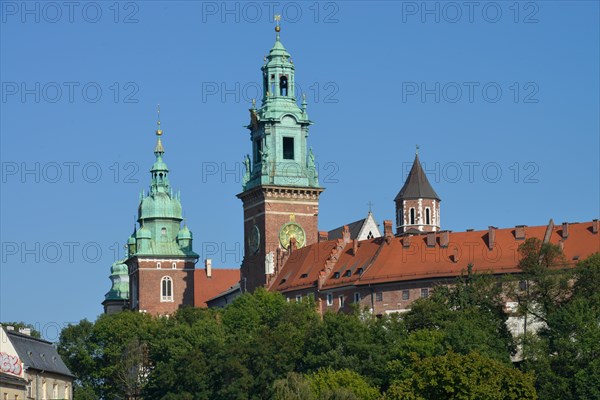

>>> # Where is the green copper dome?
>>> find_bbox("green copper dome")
[104,260,129,301]
[136,225,152,239]
[177,224,192,240]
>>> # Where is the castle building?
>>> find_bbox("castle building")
[104,23,599,317]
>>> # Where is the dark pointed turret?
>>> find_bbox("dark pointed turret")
[395,148,441,234]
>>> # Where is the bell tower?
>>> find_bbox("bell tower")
[238,19,324,292]
[394,147,441,234]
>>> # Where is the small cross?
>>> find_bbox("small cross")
[367,201,373,213]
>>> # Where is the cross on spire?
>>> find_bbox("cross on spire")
[367,201,374,213]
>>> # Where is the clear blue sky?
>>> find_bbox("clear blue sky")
[1,1,598,340]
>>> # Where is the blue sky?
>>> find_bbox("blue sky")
[1,1,598,339]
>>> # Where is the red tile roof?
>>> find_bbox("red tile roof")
[270,221,600,293]
[194,268,240,307]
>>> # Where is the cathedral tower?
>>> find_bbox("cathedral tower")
[238,21,323,292]
[123,108,199,315]
[395,149,441,234]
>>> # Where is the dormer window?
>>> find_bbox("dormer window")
[280,76,288,96]
[333,272,340,279]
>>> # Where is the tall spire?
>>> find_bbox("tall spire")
[150,105,169,194]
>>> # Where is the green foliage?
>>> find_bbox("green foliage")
[57,254,598,400]
[387,352,537,400]
[521,252,600,400]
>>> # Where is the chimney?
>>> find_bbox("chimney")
[384,220,393,238]
[352,239,358,256]
[488,226,496,250]
[440,231,449,247]
[593,219,599,234]
[319,231,329,242]
[562,222,569,239]
[426,231,436,248]
[205,259,212,278]
[18,328,31,336]
[342,225,351,243]
[515,225,526,240]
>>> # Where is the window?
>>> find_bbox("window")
[65,384,70,399]
[519,280,528,291]
[283,137,295,160]
[254,139,262,163]
[157,262,161,269]
[4,393,8,400]
[41,381,46,400]
[354,293,361,303]
[410,208,416,225]
[338,295,345,308]
[367,231,374,239]
[161,227,167,236]
[344,270,351,277]
[300,273,308,278]
[172,262,177,269]
[280,76,288,96]
[53,384,58,398]
[357,268,363,275]
[326,293,333,306]
[421,288,429,298]
[425,208,431,224]
[402,290,410,300]
[161,276,173,302]
[296,295,302,303]
[375,292,383,302]
[333,272,340,279]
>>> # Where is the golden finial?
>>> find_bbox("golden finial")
[156,104,163,136]
[274,14,281,32]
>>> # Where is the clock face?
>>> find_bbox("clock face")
[279,222,306,249]
[248,225,260,254]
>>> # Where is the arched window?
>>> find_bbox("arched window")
[410,208,416,225]
[425,208,431,225]
[172,262,176,269]
[156,262,161,269]
[280,76,288,96]
[161,276,173,302]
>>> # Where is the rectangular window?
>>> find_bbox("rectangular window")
[255,139,262,164]
[296,295,302,303]
[354,293,361,303]
[421,288,429,298]
[283,137,295,160]
[338,295,345,308]
[402,290,410,300]
[326,293,333,306]
[375,292,383,302]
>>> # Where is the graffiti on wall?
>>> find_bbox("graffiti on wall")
[0,351,23,376]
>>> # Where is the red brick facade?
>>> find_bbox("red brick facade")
[128,258,196,315]
[238,185,323,292]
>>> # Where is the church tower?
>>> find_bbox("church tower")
[394,149,441,234]
[238,20,323,292]
[124,108,199,315]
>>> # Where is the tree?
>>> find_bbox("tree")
[522,253,600,400]
[387,352,537,400]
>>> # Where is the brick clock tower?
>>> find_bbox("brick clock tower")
[120,110,199,315]
[238,22,324,292]
[394,149,441,234]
